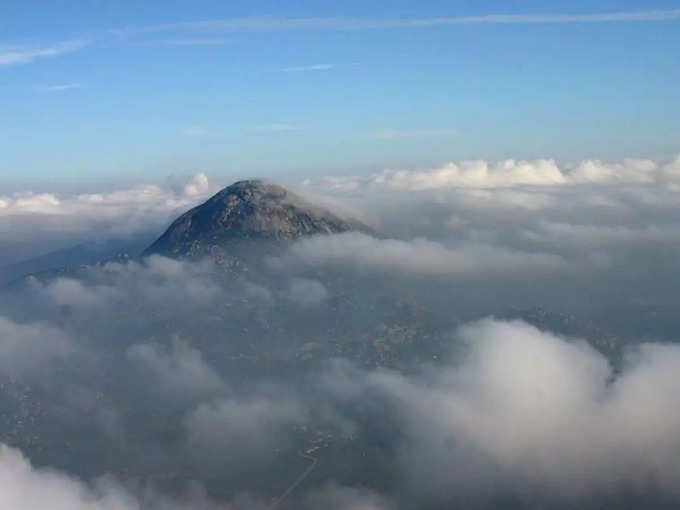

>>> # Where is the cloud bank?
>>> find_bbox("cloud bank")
[306,155,680,191]
[0,443,235,510]
[0,315,71,380]
[1,246,680,508]
[324,319,680,507]
[286,232,565,276]
[0,173,213,267]
[2,152,680,508]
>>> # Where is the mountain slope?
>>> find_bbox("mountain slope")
[0,238,153,285]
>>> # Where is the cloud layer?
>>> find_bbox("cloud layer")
[2,153,680,508]
[306,155,680,191]
[0,173,212,267]
[286,232,565,276]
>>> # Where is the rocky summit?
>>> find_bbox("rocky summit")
[144,179,366,260]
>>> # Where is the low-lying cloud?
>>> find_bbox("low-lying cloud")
[0,173,213,267]
[0,315,71,380]
[324,319,680,506]
[286,232,565,276]
[127,338,225,395]
[2,152,680,508]
[0,443,233,510]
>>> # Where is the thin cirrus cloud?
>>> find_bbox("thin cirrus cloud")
[108,8,680,38]
[283,63,334,72]
[3,9,677,66]
[155,37,231,46]
[2,9,677,67]
[40,83,82,92]
[0,40,87,68]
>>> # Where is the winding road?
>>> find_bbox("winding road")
[267,451,318,510]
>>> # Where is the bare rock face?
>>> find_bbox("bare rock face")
[144,180,366,259]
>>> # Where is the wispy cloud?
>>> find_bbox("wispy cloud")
[3,9,678,65]
[399,9,680,26]
[108,17,362,37]
[0,40,87,68]
[156,37,231,46]
[283,64,334,72]
[41,83,82,92]
[109,9,680,38]
[368,128,457,140]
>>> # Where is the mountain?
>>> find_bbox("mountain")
[144,179,367,260]
[0,237,153,286]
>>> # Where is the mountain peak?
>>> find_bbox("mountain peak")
[216,178,283,196]
[144,179,365,258]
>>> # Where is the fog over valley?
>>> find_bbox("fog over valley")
[1,156,680,508]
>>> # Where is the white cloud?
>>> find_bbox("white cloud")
[23,255,224,315]
[0,315,71,379]
[529,221,680,246]
[305,155,680,191]
[157,38,231,46]
[663,155,680,190]
[0,443,229,510]
[569,158,657,184]
[182,172,210,196]
[0,444,137,510]
[325,319,680,503]
[41,83,82,91]
[0,40,87,67]
[287,278,328,306]
[375,159,568,189]
[663,154,680,175]
[102,255,223,303]
[283,64,334,72]
[291,154,680,286]
[0,177,209,218]
[2,192,62,213]
[127,337,225,394]
[39,277,122,309]
[407,9,680,25]
[0,173,214,251]
[286,232,565,276]
[185,395,306,461]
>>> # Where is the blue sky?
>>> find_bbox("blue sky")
[1,0,679,187]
